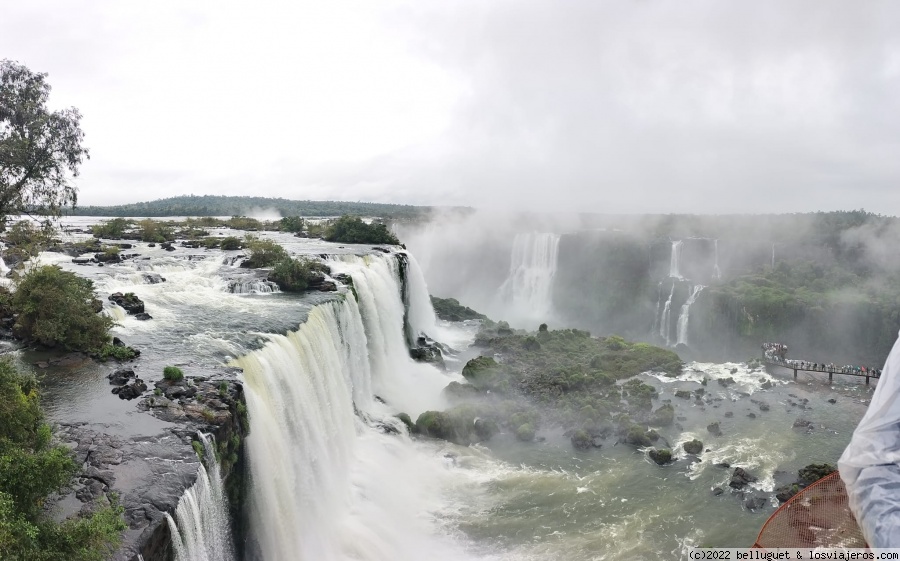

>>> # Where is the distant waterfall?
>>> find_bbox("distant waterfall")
[659,282,676,346]
[713,240,721,280]
[771,243,776,268]
[669,240,683,279]
[676,285,705,347]
[235,252,465,561]
[165,432,234,561]
[651,282,663,335]
[499,232,561,321]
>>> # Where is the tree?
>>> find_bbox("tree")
[11,265,113,352]
[0,60,88,224]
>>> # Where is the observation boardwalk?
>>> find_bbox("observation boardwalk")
[762,343,881,386]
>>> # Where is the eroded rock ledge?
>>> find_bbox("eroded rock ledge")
[51,366,249,561]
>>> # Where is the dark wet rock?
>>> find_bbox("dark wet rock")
[396,413,415,433]
[724,412,734,418]
[142,273,166,284]
[761,380,774,390]
[674,389,692,399]
[109,292,145,315]
[95,251,122,263]
[730,367,738,374]
[160,242,175,251]
[72,256,94,265]
[799,463,836,484]
[134,312,153,321]
[792,418,813,430]
[718,377,735,387]
[372,246,392,253]
[591,436,604,448]
[683,439,704,455]
[306,274,338,292]
[729,467,758,489]
[409,336,444,368]
[694,388,706,397]
[744,496,767,511]
[113,337,126,347]
[648,448,673,465]
[712,487,725,496]
[827,398,837,404]
[113,378,147,400]
[707,422,723,436]
[747,412,757,419]
[108,368,136,385]
[758,403,770,412]
[715,462,732,469]
[148,243,156,247]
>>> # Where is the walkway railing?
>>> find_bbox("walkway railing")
[762,343,881,385]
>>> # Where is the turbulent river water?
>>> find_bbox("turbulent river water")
[30,217,876,561]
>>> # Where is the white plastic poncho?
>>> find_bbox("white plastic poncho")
[839,331,900,548]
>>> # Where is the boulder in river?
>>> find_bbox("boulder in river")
[112,378,147,400]
[707,422,723,436]
[571,429,592,450]
[648,448,673,465]
[683,439,704,455]
[729,467,758,489]
[108,368,136,385]
[108,292,145,314]
[744,495,767,511]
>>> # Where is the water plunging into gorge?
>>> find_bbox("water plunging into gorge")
[499,232,561,326]
[232,253,471,561]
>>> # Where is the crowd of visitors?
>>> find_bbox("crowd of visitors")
[762,342,882,378]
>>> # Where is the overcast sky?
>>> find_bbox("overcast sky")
[2,1,899,213]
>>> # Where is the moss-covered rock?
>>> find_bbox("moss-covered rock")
[396,413,415,433]
[648,448,673,465]
[571,429,592,450]
[430,296,487,322]
[798,463,836,484]
[649,404,675,427]
[515,423,536,442]
[683,439,704,455]
[461,356,509,391]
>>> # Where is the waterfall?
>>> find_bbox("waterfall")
[499,232,561,322]
[676,285,705,347]
[235,252,467,561]
[401,251,439,341]
[226,279,280,294]
[651,282,662,335]
[165,432,234,561]
[771,243,776,268]
[713,239,721,280]
[669,240,683,279]
[659,282,676,346]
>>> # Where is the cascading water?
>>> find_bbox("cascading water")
[713,239,721,280]
[235,252,471,561]
[651,282,662,335]
[676,285,705,347]
[499,232,561,323]
[669,240,683,279]
[226,279,280,294]
[659,282,676,346]
[165,432,234,561]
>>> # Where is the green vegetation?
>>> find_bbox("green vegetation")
[413,324,682,449]
[90,218,132,239]
[69,195,434,220]
[0,358,125,559]
[323,215,399,245]
[96,344,137,362]
[10,266,113,352]
[267,258,328,292]
[278,216,305,233]
[243,237,288,268]
[219,236,242,250]
[430,296,487,322]
[163,366,184,382]
[137,219,173,243]
[0,60,87,224]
